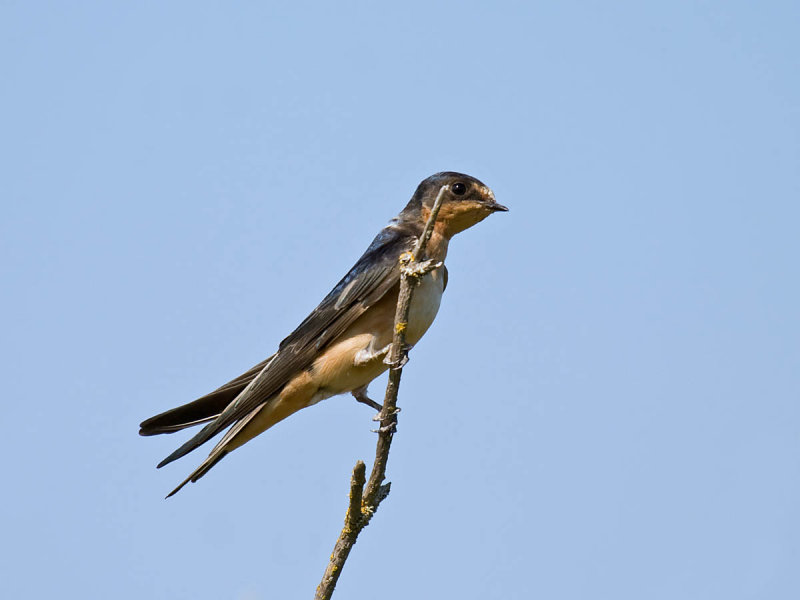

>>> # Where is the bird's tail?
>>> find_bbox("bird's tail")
[139,355,274,436]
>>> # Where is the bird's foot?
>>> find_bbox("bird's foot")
[401,258,442,278]
[352,387,402,423]
[353,343,392,367]
[382,347,410,368]
[371,406,401,422]
[371,420,397,435]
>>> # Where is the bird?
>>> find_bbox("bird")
[140,171,507,497]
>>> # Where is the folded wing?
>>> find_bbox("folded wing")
[153,224,417,469]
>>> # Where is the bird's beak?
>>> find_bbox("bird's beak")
[480,187,508,212]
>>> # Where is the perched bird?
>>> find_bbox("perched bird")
[140,171,507,496]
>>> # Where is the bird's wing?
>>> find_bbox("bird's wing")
[156,225,416,468]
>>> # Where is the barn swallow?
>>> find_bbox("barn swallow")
[140,171,507,496]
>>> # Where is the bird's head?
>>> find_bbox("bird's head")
[403,172,507,238]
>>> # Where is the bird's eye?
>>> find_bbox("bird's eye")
[452,182,467,196]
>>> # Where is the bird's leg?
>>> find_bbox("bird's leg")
[353,342,392,367]
[352,385,401,423]
[352,385,383,412]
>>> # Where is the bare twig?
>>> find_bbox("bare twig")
[346,461,366,533]
[315,185,449,600]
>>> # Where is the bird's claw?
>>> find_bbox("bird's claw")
[371,421,397,434]
[383,349,410,368]
[371,407,401,421]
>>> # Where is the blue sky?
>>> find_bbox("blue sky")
[2,2,799,598]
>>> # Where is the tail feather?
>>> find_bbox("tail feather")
[139,388,240,436]
[164,404,265,498]
[165,451,229,498]
[139,355,273,436]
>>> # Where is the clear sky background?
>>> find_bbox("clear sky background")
[2,2,799,599]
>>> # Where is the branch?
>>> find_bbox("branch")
[315,185,449,600]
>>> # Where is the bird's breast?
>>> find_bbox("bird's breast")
[406,266,445,345]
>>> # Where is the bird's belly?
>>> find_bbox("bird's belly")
[306,331,390,405]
